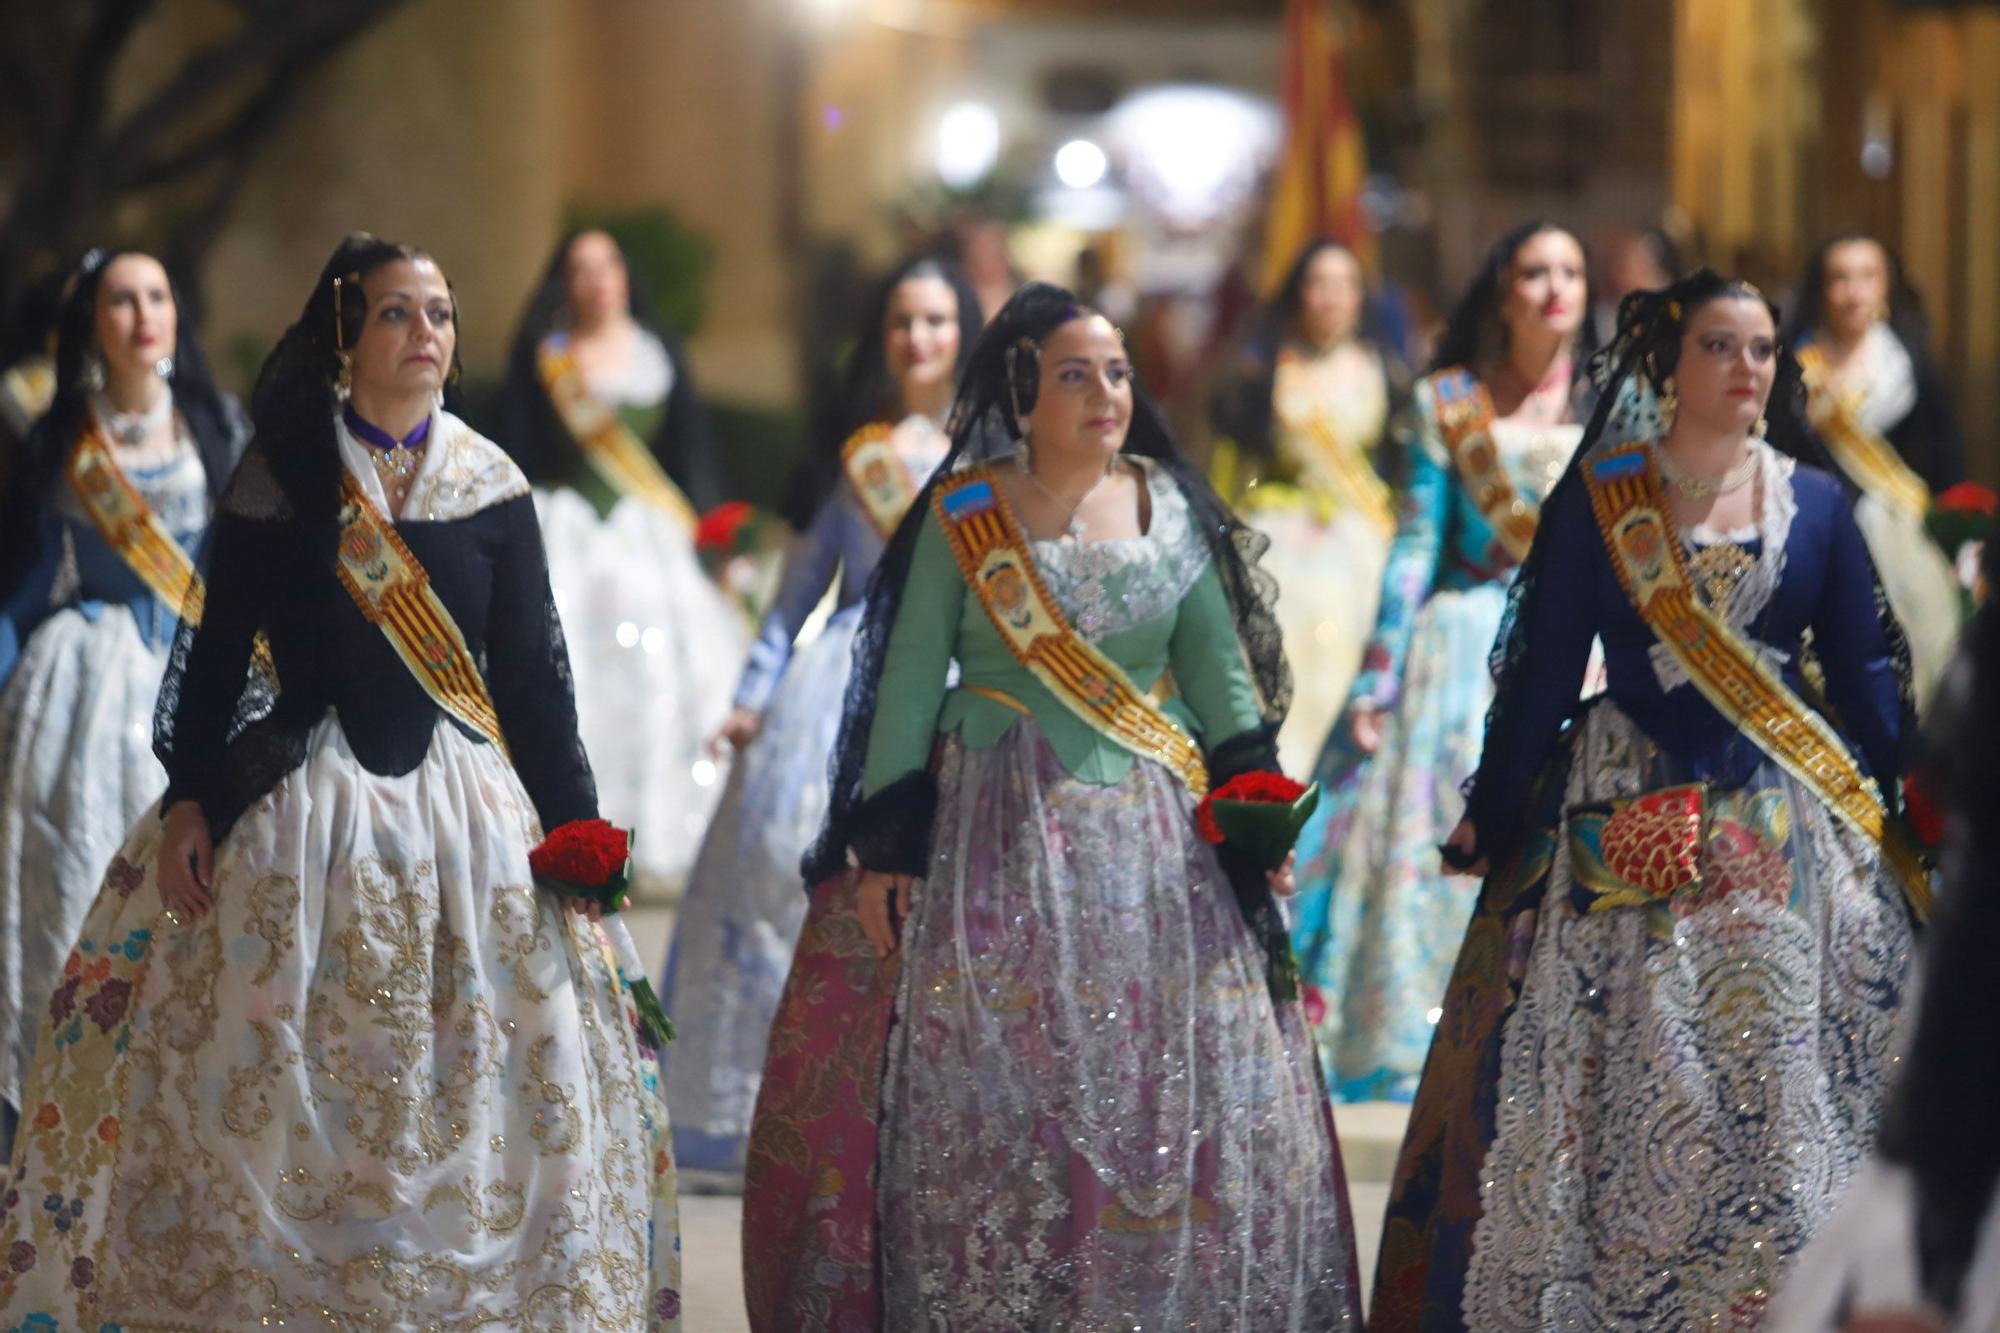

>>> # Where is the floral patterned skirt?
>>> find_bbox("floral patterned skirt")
[0,716,681,1331]
[1373,700,1916,1331]
[1290,583,1505,1102]
[744,723,1361,1331]
[0,609,167,1144]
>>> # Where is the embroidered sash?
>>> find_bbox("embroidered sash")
[536,336,698,533]
[1583,442,1930,919]
[1431,366,1540,563]
[932,468,1209,795]
[1291,413,1396,537]
[65,422,277,681]
[1796,345,1932,522]
[840,422,918,539]
[334,474,509,755]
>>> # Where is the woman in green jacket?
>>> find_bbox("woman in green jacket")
[741,283,1360,1331]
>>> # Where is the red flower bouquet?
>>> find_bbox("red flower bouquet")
[695,501,759,557]
[530,818,635,914]
[1195,772,1322,871]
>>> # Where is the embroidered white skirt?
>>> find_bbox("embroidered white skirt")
[536,487,744,895]
[0,715,682,1331]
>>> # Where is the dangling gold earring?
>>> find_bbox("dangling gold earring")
[1754,415,1768,438]
[1657,377,1678,431]
[334,353,353,402]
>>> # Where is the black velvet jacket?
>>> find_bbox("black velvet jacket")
[157,424,596,840]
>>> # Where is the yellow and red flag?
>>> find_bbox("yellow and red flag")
[1260,0,1372,294]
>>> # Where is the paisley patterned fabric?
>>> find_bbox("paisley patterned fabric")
[0,721,681,1331]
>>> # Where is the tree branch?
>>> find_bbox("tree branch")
[99,0,412,186]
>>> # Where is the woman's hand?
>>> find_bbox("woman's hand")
[158,799,215,920]
[856,869,914,957]
[1266,852,1298,897]
[1441,818,1488,878]
[709,707,761,757]
[565,896,605,924]
[1349,705,1387,754]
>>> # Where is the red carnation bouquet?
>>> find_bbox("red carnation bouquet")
[1195,772,1322,871]
[695,501,761,559]
[529,818,677,1048]
[530,818,635,914]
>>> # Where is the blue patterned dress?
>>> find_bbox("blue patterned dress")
[1289,371,1580,1101]
[659,416,946,1184]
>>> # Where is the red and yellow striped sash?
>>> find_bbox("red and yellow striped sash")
[932,467,1209,795]
[334,474,509,756]
[536,338,698,533]
[1583,442,1930,920]
[65,421,276,681]
[1795,345,1932,522]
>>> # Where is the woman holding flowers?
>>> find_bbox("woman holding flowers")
[1374,270,1920,1330]
[0,235,679,1331]
[742,283,1360,1331]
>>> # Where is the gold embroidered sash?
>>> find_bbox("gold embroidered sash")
[1795,345,1932,522]
[840,422,919,539]
[536,336,698,533]
[334,474,510,756]
[1583,442,1930,920]
[932,467,1209,795]
[1288,413,1396,538]
[65,421,277,681]
[1431,366,1540,563]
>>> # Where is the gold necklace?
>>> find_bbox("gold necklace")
[1658,444,1757,501]
[369,443,425,486]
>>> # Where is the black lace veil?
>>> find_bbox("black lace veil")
[801,283,1292,944]
[1461,268,1918,864]
[152,234,468,785]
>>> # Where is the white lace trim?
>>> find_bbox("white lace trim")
[1847,323,1918,439]
[336,409,530,522]
[1649,441,1796,693]
[1030,458,1209,642]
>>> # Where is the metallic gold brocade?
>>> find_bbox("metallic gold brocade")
[0,724,680,1330]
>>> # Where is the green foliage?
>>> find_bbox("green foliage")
[563,203,716,337]
[709,398,809,509]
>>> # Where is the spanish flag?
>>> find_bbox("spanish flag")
[1260,0,1371,294]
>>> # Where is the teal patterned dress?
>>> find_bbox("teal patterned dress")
[1288,370,1581,1101]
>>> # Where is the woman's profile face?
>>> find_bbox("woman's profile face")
[349,256,456,400]
[883,275,961,400]
[94,253,177,383]
[1024,313,1133,465]
[564,230,631,328]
